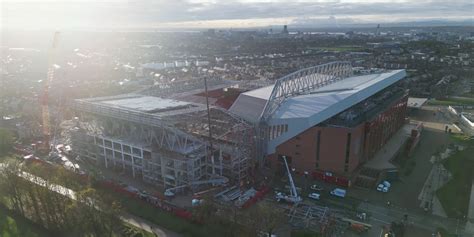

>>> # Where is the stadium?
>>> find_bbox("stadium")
[72,61,409,189]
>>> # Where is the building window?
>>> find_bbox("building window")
[295,136,301,140]
[295,144,300,148]
[316,162,319,168]
[345,133,352,164]
[344,165,349,172]
[295,152,300,156]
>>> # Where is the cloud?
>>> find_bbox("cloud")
[2,0,473,29]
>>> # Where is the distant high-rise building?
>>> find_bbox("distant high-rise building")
[376,24,381,36]
[282,25,289,34]
[206,29,216,37]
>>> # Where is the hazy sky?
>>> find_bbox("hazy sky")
[2,0,473,29]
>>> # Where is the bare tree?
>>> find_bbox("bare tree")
[252,202,287,237]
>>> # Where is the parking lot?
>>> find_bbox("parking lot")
[349,128,452,211]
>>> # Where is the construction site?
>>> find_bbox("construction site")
[66,61,408,235]
[71,85,256,190]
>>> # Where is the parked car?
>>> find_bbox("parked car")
[376,184,389,193]
[310,184,324,191]
[330,188,346,198]
[376,180,391,192]
[308,193,321,200]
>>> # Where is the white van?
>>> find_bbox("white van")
[330,188,346,198]
[308,193,321,200]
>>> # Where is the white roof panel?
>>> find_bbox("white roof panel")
[100,96,190,113]
[229,94,267,123]
[273,71,404,119]
[407,97,428,108]
[231,70,406,125]
[241,85,274,100]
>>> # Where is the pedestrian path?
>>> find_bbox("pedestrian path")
[121,213,181,237]
[465,182,474,234]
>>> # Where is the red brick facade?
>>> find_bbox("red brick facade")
[267,96,408,177]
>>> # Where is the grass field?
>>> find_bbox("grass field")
[427,97,474,106]
[0,206,51,237]
[436,142,474,219]
[95,188,230,237]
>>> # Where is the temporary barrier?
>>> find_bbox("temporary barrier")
[311,171,351,188]
[240,186,270,209]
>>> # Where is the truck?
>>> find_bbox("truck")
[274,156,302,204]
[330,188,346,198]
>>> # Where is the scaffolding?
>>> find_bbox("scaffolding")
[139,77,230,97]
[72,91,253,189]
[287,203,348,237]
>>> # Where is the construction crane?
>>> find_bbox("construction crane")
[275,156,302,203]
[40,32,60,153]
[164,176,229,197]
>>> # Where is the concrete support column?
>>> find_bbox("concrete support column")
[112,142,116,167]
[120,144,125,170]
[219,149,223,176]
[140,149,144,181]
[131,156,136,178]
[211,153,216,175]
[102,138,108,168]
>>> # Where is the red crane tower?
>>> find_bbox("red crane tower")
[40,32,60,153]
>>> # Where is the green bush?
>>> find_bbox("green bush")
[436,147,474,218]
[96,188,229,237]
[0,128,14,156]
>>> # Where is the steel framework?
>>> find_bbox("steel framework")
[260,61,353,122]
[287,203,349,236]
[72,94,253,188]
[139,76,228,97]
[257,62,353,160]
[74,99,205,154]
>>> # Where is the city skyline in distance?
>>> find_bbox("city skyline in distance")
[2,0,473,30]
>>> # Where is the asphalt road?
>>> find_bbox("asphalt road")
[362,199,473,236]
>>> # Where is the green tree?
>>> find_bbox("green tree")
[0,128,14,156]
[0,161,123,237]
[251,202,287,237]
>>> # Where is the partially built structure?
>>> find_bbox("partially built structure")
[71,77,256,189]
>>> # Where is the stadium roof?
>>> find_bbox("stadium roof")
[231,70,406,123]
[230,69,407,154]
[273,70,405,120]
